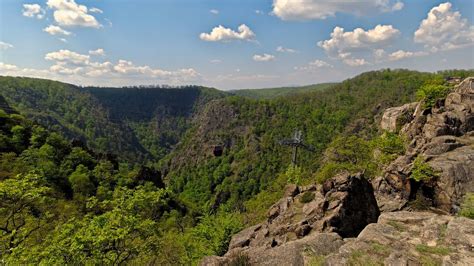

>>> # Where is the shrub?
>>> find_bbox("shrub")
[410,156,438,182]
[285,165,303,185]
[416,84,451,108]
[300,191,315,203]
[459,193,474,219]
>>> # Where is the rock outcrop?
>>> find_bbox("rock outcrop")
[325,211,474,265]
[200,78,474,266]
[201,173,380,265]
[374,77,474,213]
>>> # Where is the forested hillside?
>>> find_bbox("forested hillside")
[0,77,226,162]
[231,82,336,99]
[0,69,473,264]
[163,69,437,218]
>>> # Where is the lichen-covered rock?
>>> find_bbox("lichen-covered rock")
[201,173,379,265]
[375,77,474,213]
[380,102,418,133]
[325,211,474,266]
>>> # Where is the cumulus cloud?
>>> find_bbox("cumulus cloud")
[388,50,428,61]
[272,0,404,20]
[210,9,219,15]
[0,41,14,50]
[43,25,72,36]
[414,2,474,52]
[22,4,45,19]
[200,24,255,42]
[2,49,200,85]
[46,0,101,28]
[276,46,297,53]
[253,54,275,62]
[89,48,105,56]
[318,24,400,66]
[45,49,90,65]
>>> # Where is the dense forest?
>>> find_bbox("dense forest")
[0,69,473,264]
[0,76,227,163]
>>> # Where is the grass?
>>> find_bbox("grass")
[415,244,450,256]
[387,220,408,232]
[348,250,384,266]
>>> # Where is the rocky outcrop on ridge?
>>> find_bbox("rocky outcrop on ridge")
[200,78,474,266]
[374,77,474,213]
[201,173,380,265]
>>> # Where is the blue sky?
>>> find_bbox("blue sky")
[0,0,473,90]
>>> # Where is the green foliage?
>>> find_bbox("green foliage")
[316,136,378,183]
[415,244,450,255]
[459,193,474,219]
[372,132,406,165]
[416,84,451,108]
[68,165,95,198]
[285,165,303,185]
[0,70,459,264]
[0,174,52,253]
[233,83,335,99]
[411,156,438,182]
[300,191,315,203]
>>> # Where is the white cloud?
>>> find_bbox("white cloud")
[22,4,45,19]
[255,10,264,15]
[318,24,400,66]
[253,54,275,62]
[89,48,105,56]
[59,38,68,43]
[46,0,101,28]
[89,7,103,14]
[200,24,255,42]
[276,46,297,53]
[388,50,428,61]
[0,41,14,50]
[272,0,404,20]
[295,59,333,71]
[43,25,72,36]
[210,9,219,15]
[414,2,474,52]
[210,59,221,64]
[45,49,90,65]
[343,58,368,66]
[1,49,201,86]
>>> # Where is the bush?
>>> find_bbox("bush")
[459,193,474,219]
[285,165,303,185]
[300,191,315,203]
[410,156,438,182]
[416,84,451,108]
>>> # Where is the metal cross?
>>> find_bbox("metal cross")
[279,129,315,166]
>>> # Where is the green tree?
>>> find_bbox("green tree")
[0,174,52,255]
[68,165,95,198]
[416,84,451,108]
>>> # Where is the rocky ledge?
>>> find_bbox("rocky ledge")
[375,77,474,213]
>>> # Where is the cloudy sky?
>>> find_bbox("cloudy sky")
[0,0,473,90]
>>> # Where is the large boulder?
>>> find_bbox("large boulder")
[201,173,380,265]
[380,102,418,133]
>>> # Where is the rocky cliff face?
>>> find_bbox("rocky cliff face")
[201,78,474,266]
[374,77,474,213]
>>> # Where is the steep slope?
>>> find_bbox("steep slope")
[231,83,336,99]
[163,69,435,212]
[0,76,227,162]
[201,77,474,266]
